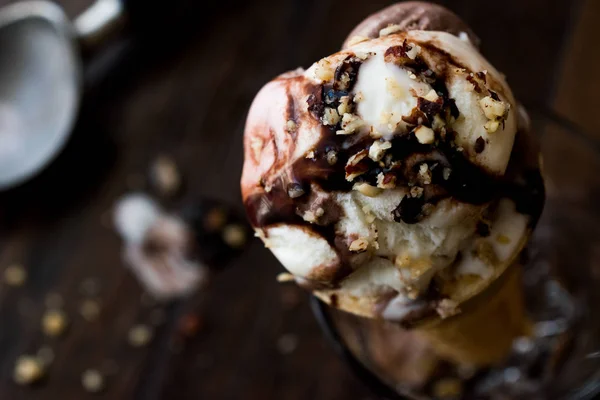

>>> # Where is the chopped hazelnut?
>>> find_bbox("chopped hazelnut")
[314,59,334,81]
[337,96,352,115]
[414,126,435,144]
[326,150,338,165]
[42,309,69,337]
[337,113,364,135]
[286,120,297,132]
[305,151,315,160]
[362,205,376,224]
[347,35,369,46]
[424,89,439,102]
[354,51,373,60]
[377,173,396,189]
[353,92,364,103]
[353,182,382,197]
[368,140,392,161]
[322,108,341,126]
[480,96,506,120]
[419,164,432,185]
[346,150,367,167]
[408,72,417,80]
[410,186,424,198]
[405,43,421,60]
[302,211,317,223]
[379,24,403,37]
[13,356,44,385]
[484,120,500,133]
[349,238,369,252]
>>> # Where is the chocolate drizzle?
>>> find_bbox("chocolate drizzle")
[243,40,545,288]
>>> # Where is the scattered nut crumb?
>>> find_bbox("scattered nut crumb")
[496,234,511,244]
[13,356,44,385]
[42,309,69,337]
[128,325,153,348]
[347,35,369,46]
[80,299,101,322]
[414,126,435,144]
[82,369,105,393]
[349,238,369,252]
[379,24,403,37]
[277,334,298,355]
[4,264,26,287]
[436,299,461,319]
[151,156,181,196]
[276,272,296,283]
[222,224,247,249]
[405,43,421,59]
[305,151,315,160]
[353,182,382,197]
[353,92,364,103]
[368,140,392,161]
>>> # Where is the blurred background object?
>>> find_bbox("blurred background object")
[0,0,594,399]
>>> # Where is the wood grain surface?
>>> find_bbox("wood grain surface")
[0,0,584,399]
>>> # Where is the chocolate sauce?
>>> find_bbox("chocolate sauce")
[244,41,545,286]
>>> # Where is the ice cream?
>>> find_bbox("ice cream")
[241,2,544,364]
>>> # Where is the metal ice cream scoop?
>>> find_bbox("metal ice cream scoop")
[0,0,129,190]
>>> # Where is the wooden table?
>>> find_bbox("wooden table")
[0,0,586,399]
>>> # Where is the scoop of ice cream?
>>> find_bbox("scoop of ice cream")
[343,2,479,49]
[241,11,542,323]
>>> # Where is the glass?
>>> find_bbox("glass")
[312,109,600,400]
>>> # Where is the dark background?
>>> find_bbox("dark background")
[0,0,591,399]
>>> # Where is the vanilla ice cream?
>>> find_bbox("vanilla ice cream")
[241,4,543,326]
